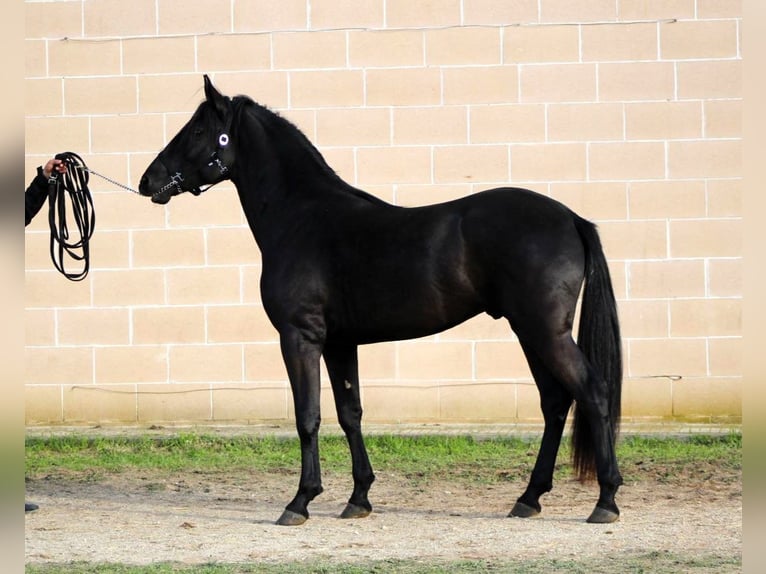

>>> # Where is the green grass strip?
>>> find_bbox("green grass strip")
[26,432,741,483]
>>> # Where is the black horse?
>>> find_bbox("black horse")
[139,75,623,526]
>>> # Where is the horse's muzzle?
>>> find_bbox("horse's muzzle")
[139,174,178,205]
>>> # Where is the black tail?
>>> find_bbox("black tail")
[571,215,622,481]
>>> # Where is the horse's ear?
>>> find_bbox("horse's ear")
[203,74,229,118]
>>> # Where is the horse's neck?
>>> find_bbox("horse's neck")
[230,110,343,247]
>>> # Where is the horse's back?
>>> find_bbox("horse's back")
[320,187,586,343]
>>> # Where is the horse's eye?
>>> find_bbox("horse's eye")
[193,128,204,137]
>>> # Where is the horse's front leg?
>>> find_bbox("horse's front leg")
[276,327,324,526]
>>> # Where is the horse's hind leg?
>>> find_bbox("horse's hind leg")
[509,341,573,518]
[323,341,376,519]
[523,332,622,523]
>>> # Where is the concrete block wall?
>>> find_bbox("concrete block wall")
[24,0,742,426]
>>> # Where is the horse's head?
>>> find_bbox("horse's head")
[139,75,236,204]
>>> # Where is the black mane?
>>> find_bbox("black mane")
[233,95,390,207]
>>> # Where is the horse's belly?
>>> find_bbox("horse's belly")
[331,284,484,344]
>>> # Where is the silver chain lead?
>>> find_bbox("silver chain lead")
[75,165,141,195]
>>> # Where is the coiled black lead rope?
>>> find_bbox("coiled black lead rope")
[47,152,95,281]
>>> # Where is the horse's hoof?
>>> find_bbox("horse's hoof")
[276,509,308,526]
[586,506,619,524]
[508,501,541,518]
[340,503,371,519]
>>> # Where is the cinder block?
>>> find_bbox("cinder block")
[207,227,260,265]
[25,1,87,39]
[520,64,596,102]
[234,0,308,32]
[704,100,742,138]
[582,23,658,61]
[25,385,63,425]
[57,308,130,346]
[91,115,165,153]
[541,0,617,22]
[504,25,579,63]
[169,344,243,383]
[617,0,695,20]
[212,384,289,421]
[137,383,213,422]
[132,307,206,345]
[25,40,47,78]
[475,341,532,380]
[669,298,741,338]
[310,0,385,30]
[207,305,277,344]
[621,377,673,418]
[628,339,708,378]
[357,146,432,185]
[625,102,703,140]
[317,108,391,146]
[708,338,742,376]
[386,0,461,28]
[464,0,539,25]
[669,219,742,258]
[25,347,93,385]
[348,30,424,67]
[549,182,628,220]
[548,103,623,141]
[394,106,468,145]
[167,267,241,305]
[628,260,706,299]
[132,229,206,268]
[197,34,272,72]
[123,37,196,74]
[434,145,509,183]
[138,75,206,114]
[660,20,738,60]
[672,377,742,418]
[618,300,669,338]
[25,117,90,156]
[26,79,63,116]
[63,384,138,423]
[273,31,347,69]
[96,346,168,385]
[25,309,56,347]
[628,181,706,219]
[366,68,441,106]
[708,258,742,297]
[439,383,518,421]
[444,66,519,104]
[677,60,742,99]
[669,140,742,179]
[360,385,441,423]
[92,270,165,307]
[291,70,364,107]
[707,179,742,217]
[597,220,668,259]
[470,104,545,143]
[511,143,586,182]
[426,27,502,65]
[589,142,666,181]
[83,0,156,37]
[157,0,231,35]
[598,62,674,101]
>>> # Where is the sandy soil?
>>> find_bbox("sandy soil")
[25,464,741,567]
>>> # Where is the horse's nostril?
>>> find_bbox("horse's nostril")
[139,175,149,193]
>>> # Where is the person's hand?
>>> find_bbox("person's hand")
[42,158,67,179]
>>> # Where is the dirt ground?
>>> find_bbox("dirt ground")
[25,437,742,568]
